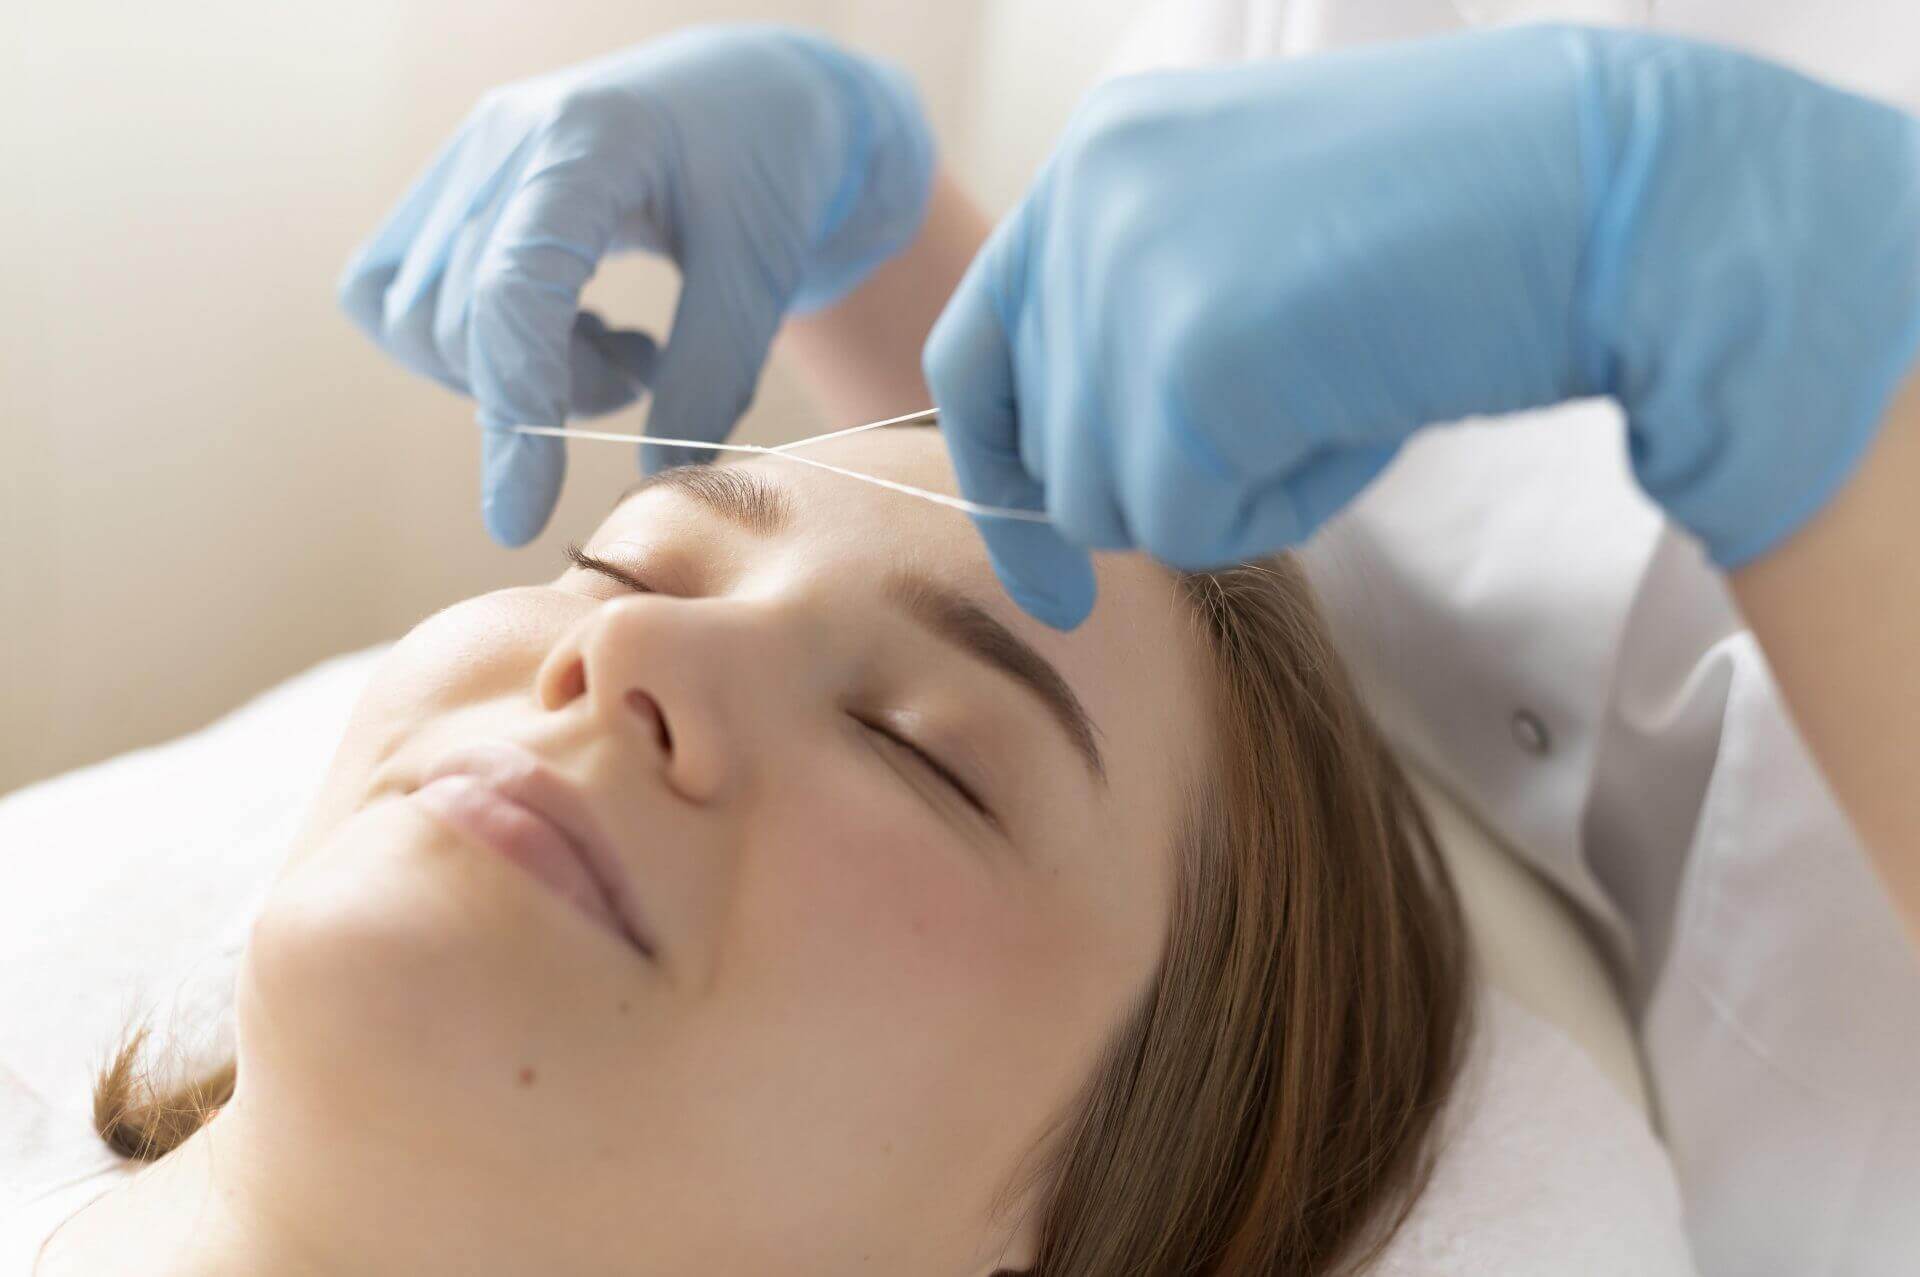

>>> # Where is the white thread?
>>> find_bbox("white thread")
[511,416,1049,524]
[769,406,938,451]
[758,448,1049,521]
[513,425,769,455]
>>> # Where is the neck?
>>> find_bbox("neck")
[43,1103,336,1277]
[42,1082,539,1277]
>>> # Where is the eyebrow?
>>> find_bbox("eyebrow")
[617,466,791,536]
[885,573,1108,785]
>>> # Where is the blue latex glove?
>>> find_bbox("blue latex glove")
[340,26,933,545]
[925,25,1920,629]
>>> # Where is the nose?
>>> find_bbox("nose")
[534,596,730,804]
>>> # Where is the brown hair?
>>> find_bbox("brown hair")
[95,555,1469,1274]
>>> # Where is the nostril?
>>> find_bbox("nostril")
[625,689,672,756]
[551,657,587,707]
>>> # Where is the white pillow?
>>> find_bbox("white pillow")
[0,644,387,1211]
[1412,770,1652,1119]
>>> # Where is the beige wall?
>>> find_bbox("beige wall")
[0,1,1151,795]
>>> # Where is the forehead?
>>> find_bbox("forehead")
[748,427,984,568]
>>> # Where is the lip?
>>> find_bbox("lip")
[411,740,658,962]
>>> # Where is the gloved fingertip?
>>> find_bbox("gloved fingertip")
[1000,558,1096,632]
[336,260,394,337]
[1006,573,1096,632]
[480,422,565,547]
[981,522,1097,632]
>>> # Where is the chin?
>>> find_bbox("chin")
[237,796,648,1139]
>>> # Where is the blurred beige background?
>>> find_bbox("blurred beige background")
[0,0,1152,795]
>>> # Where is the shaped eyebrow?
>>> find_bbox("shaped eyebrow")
[885,573,1108,786]
[617,466,791,536]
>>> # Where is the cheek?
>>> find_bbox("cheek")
[367,590,559,718]
[286,591,561,871]
[726,759,1112,1067]
[743,782,1019,993]
[705,761,1151,1197]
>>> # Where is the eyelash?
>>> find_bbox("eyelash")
[562,544,996,826]
[855,715,993,821]
[566,542,652,594]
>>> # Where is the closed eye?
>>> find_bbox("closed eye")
[566,543,653,594]
[856,715,998,829]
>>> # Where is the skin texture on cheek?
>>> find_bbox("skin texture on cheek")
[717,761,1143,1161]
[558,835,1045,1273]
[282,588,572,878]
[726,762,1015,1010]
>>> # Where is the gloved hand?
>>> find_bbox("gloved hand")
[926,25,1920,629]
[340,26,933,545]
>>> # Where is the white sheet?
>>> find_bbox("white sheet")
[0,646,1694,1272]
[1,646,375,1213]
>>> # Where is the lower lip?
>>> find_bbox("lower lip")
[410,774,627,943]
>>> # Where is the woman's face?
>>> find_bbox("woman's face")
[243,428,1212,1274]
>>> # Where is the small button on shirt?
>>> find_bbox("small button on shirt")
[1509,709,1551,758]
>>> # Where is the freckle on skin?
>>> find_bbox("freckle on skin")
[517,1066,537,1087]
[617,999,631,1014]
